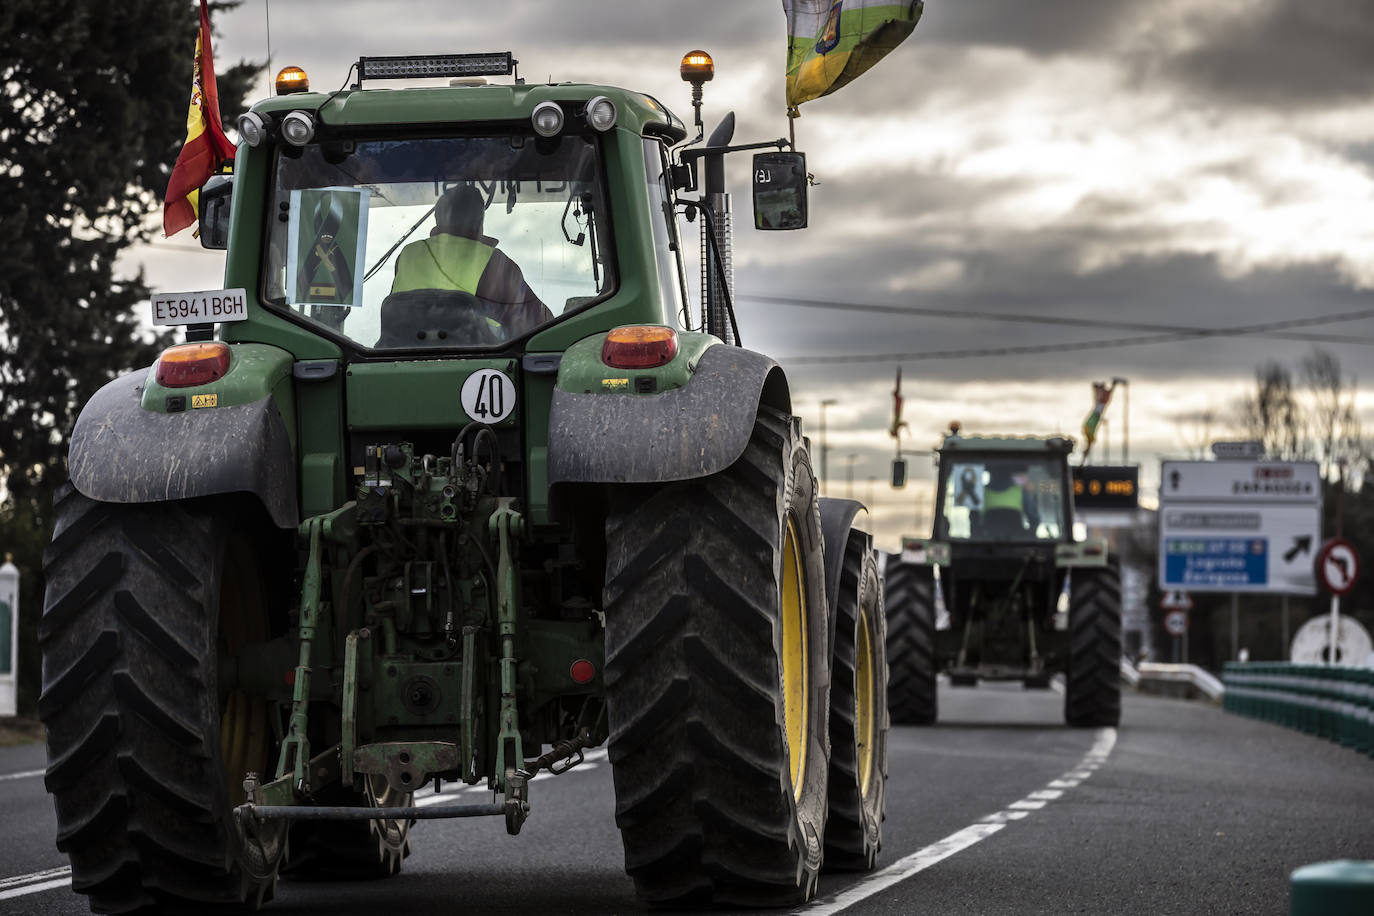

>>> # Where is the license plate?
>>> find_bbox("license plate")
[150,288,248,325]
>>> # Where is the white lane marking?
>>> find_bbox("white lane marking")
[801,727,1118,916]
[0,867,72,901]
[0,769,44,782]
[414,748,608,807]
[0,748,617,896]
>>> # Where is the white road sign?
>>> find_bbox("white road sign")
[1157,460,1321,596]
[1159,460,1320,503]
[1163,610,1188,636]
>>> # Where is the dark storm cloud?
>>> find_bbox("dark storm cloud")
[1163,0,1374,109]
[917,0,1150,55]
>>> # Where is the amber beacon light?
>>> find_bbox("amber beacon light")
[275,65,310,95]
[679,50,715,84]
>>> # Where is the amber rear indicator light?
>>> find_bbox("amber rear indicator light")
[602,326,678,370]
[156,342,231,388]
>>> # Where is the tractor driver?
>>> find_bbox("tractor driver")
[391,185,553,335]
[981,466,1040,535]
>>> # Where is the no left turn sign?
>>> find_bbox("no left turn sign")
[1315,538,1360,596]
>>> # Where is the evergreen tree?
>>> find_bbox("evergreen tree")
[0,0,260,713]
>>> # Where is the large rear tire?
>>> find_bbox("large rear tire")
[603,407,830,907]
[39,486,286,913]
[824,534,888,871]
[1064,565,1123,727]
[884,557,938,725]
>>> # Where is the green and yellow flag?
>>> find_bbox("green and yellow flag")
[784,0,924,109]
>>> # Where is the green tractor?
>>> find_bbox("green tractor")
[885,429,1121,727]
[40,52,889,911]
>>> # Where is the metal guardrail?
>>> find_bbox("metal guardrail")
[1134,662,1226,701]
[1223,663,1374,759]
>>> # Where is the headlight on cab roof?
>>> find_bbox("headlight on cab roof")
[531,101,564,138]
[281,110,315,147]
[237,111,268,147]
[584,96,616,132]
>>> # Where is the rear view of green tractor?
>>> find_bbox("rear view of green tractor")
[886,430,1121,727]
[39,53,889,911]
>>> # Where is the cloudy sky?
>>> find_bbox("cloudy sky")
[128,0,1374,549]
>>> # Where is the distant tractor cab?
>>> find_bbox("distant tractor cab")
[885,428,1121,727]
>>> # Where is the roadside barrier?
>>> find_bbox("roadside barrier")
[1222,663,1374,759]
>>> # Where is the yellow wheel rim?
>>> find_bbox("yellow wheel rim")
[781,517,809,801]
[855,604,876,796]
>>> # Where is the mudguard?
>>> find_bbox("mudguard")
[547,344,791,485]
[68,370,298,528]
[819,498,870,628]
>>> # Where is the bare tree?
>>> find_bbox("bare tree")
[1171,408,1218,459]
[1238,361,1308,460]
[1301,348,1362,480]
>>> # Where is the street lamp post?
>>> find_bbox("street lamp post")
[1112,376,1129,464]
[819,398,837,496]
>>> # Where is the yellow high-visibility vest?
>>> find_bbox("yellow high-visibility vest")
[984,484,1023,511]
[392,235,495,294]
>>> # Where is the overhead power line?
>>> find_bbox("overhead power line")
[737,293,1374,346]
[752,304,1374,365]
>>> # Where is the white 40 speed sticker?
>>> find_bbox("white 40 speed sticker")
[461,369,516,422]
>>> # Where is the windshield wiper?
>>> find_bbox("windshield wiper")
[363,204,436,284]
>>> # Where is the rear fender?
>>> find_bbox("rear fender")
[819,498,870,649]
[69,346,298,528]
[547,342,791,486]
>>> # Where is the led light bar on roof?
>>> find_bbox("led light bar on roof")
[357,52,514,82]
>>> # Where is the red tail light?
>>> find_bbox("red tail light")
[156,342,231,388]
[569,659,596,684]
[601,326,678,370]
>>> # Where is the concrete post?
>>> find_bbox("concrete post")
[0,554,19,717]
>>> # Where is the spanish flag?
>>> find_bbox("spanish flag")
[783,0,924,110]
[163,0,236,237]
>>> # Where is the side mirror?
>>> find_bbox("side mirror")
[198,174,233,250]
[752,151,807,230]
[891,457,908,489]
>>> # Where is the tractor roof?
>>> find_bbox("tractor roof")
[251,82,685,139]
[939,434,1075,455]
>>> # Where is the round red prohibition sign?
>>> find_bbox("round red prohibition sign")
[1314,538,1360,596]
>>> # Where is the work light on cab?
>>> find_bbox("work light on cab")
[584,96,617,132]
[275,65,310,95]
[602,326,678,369]
[155,342,231,388]
[237,111,268,147]
[531,101,564,138]
[281,110,315,146]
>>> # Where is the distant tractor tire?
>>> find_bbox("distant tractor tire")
[603,406,831,907]
[824,535,888,871]
[884,557,938,725]
[39,486,286,913]
[1064,565,1123,727]
[285,774,413,878]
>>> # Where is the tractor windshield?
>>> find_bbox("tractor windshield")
[937,456,1067,542]
[263,133,613,349]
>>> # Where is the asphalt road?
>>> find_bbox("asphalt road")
[4,682,1372,915]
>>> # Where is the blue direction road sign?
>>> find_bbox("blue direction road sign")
[1164,536,1268,589]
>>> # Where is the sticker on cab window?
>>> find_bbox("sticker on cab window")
[461,369,516,422]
